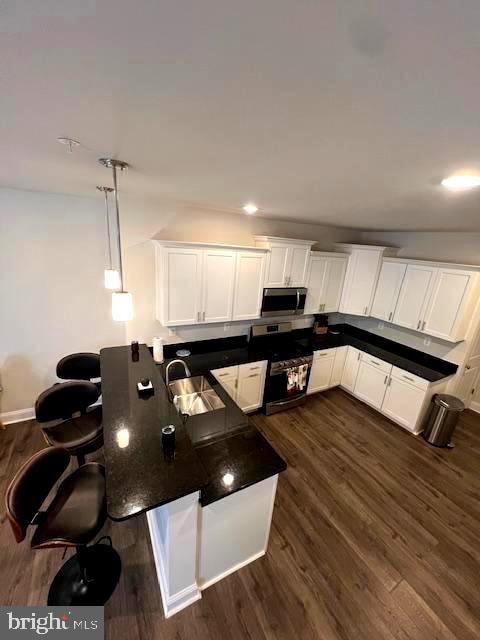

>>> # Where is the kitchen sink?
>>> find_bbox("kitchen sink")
[168,376,225,416]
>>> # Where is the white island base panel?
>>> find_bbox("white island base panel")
[146,475,278,618]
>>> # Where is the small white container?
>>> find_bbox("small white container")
[153,337,164,363]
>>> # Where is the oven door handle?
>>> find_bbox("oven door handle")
[295,288,300,313]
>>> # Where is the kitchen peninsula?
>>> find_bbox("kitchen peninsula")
[100,344,286,618]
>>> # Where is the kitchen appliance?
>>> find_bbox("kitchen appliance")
[313,313,329,337]
[249,322,313,414]
[260,287,307,317]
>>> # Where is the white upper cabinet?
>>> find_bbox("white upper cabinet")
[393,264,436,331]
[305,253,347,314]
[155,242,267,326]
[422,268,477,342]
[232,251,265,321]
[157,246,203,326]
[371,261,407,322]
[254,237,315,287]
[337,245,393,316]
[202,249,236,323]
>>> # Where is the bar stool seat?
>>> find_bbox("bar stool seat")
[41,406,103,459]
[31,462,106,549]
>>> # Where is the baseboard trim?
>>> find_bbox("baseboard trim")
[198,549,266,591]
[146,509,202,618]
[470,400,480,414]
[1,408,35,425]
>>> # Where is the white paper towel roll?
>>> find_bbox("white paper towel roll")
[153,337,164,363]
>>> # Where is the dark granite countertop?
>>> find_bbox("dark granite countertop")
[100,344,286,519]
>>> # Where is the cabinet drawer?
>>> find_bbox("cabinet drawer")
[313,348,336,359]
[390,366,429,390]
[360,353,392,374]
[241,360,267,374]
[211,365,238,379]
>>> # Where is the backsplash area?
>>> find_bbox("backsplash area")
[328,313,467,365]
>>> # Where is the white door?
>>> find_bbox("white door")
[289,246,310,287]
[202,249,236,323]
[393,264,436,331]
[454,322,480,407]
[161,247,203,325]
[382,376,426,432]
[330,346,347,386]
[421,268,475,341]
[307,352,335,394]
[232,252,265,321]
[264,244,290,287]
[323,258,347,312]
[354,361,390,409]
[211,366,238,400]
[340,250,381,315]
[371,262,407,322]
[304,257,328,314]
[341,347,362,392]
[237,361,267,412]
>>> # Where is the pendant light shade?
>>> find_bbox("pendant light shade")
[104,269,121,290]
[112,291,133,321]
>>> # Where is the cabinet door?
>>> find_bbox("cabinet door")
[237,361,267,412]
[371,262,407,322]
[341,347,362,392]
[304,257,328,314]
[211,366,238,400]
[382,376,426,432]
[330,346,347,386]
[422,268,476,341]
[340,250,381,315]
[323,258,347,312]
[354,361,390,409]
[289,246,310,287]
[232,251,265,321]
[307,353,335,394]
[393,264,436,331]
[264,244,290,287]
[160,247,203,326]
[202,249,236,323]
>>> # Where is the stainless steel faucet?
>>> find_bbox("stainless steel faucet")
[165,359,191,386]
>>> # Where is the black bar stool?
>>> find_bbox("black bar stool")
[56,352,101,393]
[35,381,103,465]
[5,447,121,605]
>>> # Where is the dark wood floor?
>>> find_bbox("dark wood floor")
[1,388,480,639]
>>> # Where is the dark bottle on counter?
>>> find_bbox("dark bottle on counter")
[131,340,139,362]
[162,425,176,459]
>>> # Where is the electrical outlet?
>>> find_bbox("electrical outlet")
[424,337,431,346]
[224,323,230,332]
[378,321,384,329]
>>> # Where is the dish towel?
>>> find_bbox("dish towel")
[297,364,308,391]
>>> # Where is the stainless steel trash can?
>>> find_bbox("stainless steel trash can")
[422,394,464,448]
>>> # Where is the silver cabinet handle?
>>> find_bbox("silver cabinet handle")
[217,372,229,377]
[402,375,414,382]
[247,373,259,378]
[316,352,329,357]
[203,311,206,321]
[249,366,260,371]
[421,320,426,330]
[197,311,200,321]
[370,360,381,366]
[357,352,361,361]
[417,320,421,330]
[364,306,368,315]
[388,377,392,386]
[388,312,393,321]
[384,375,388,384]
[466,365,471,370]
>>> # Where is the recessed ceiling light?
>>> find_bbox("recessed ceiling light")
[57,137,81,153]
[243,203,258,214]
[441,174,480,191]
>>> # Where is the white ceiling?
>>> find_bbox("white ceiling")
[2,0,480,230]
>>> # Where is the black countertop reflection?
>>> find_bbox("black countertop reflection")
[100,344,286,518]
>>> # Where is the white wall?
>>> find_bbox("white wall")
[0,188,126,416]
[360,230,480,265]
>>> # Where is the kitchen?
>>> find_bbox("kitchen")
[2,2,480,639]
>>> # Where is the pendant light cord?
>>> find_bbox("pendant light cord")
[104,189,113,269]
[112,164,125,292]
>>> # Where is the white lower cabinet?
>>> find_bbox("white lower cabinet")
[307,350,336,394]
[381,375,426,432]
[354,354,392,410]
[340,346,362,392]
[211,361,267,413]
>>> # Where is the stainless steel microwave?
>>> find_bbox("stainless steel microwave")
[260,287,307,317]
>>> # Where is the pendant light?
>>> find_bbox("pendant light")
[97,185,121,290]
[99,158,133,321]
